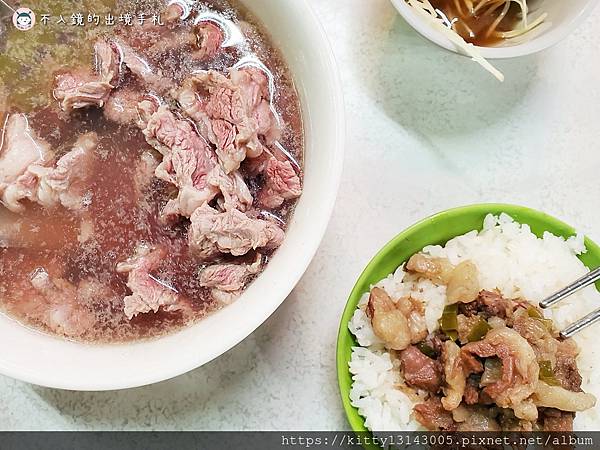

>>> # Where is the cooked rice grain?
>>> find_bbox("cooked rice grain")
[348,213,600,431]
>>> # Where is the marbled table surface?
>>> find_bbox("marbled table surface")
[3,0,600,431]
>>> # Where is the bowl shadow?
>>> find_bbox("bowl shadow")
[30,314,282,430]
[28,233,344,430]
[354,13,540,140]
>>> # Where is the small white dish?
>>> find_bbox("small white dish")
[390,0,600,58]
[0,0,344,390]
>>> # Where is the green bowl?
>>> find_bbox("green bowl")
[336,203,600,443]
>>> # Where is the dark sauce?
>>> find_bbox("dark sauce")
[429,0,523,46]
[0,0,303,342]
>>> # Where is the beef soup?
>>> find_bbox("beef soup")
[0,0,303,342]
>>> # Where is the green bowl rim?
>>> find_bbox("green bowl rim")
[336,203,600,438]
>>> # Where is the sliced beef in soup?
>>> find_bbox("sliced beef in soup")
[257,157,301,209]
[54,41,119,113]
[177,67,281,172]
[0,114,54,212]
[0,0,303,342]
[116,245,189,319]
[188,204,284,258]
[199,253,262,304]
[0,118,97,214]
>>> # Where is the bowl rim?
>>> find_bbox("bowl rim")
[390,0,600,59]
[0,0,345,391]
[336,203,600,438]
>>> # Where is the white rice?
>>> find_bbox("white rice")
[348,213,600,431]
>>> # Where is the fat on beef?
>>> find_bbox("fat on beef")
[54,40,119,112]
[31,132,97,211]
[0,125,96,213]
[94,40,120,85]
[0,114,53,212]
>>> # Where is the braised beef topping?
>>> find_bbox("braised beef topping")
[463,377,480,405]
[540,408,575,432]
[414,397,457,431]
[367,256,595,432]
[399,345,443,393]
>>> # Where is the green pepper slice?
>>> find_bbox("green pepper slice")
[416,342,437,358]
[539,360,561,386]
[467,317,491,342]
[440,304,458,331]
[439,304,459,341]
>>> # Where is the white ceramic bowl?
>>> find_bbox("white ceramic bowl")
[0,0,344,390]
[390,0,600,58]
